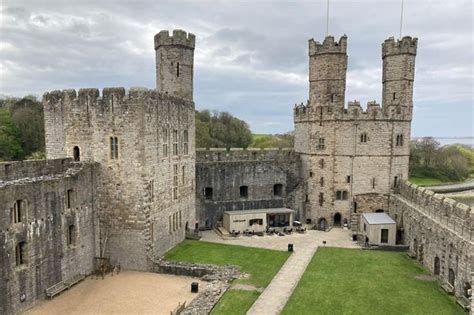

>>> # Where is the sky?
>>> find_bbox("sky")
[0,0,473,137]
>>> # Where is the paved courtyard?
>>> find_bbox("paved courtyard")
[25,271,200,315]
[201,228,360,315]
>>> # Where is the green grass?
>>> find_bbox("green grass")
[408,177,461,186]
[210,290,260,315]
[282,248,464,315]
[165,240,290,287]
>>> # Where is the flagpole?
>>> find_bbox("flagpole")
[326,0,330,36]
[399,0,404,39]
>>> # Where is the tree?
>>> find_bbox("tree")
[196,110,253,149]
[0,108,23,161]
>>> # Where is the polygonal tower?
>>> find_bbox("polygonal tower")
[154,29,195,100]
[382,36,417,119]
[308,35,348,110]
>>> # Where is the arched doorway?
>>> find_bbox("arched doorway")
[73,146,80,161]
[434,257,440,275]
[318,218,327,231]
[375,209,384,213]
[185,221,189,231]
[448,268,455,287]
[334,213,342,227]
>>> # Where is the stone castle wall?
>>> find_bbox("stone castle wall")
[43,87,196,270]
[389,181,473,306]
[195,148,303,227]
[0,159,98,315]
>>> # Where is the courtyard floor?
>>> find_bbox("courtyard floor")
[25,271,200,315]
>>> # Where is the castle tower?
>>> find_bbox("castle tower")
[154,30,195,100]
[382,36,417,118]
[308,35,347,109]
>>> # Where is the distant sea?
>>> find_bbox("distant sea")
[412,137,474,148]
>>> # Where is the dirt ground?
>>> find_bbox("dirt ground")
[25,271,200,315]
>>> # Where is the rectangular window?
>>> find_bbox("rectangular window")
[372,178,376,189]
[110,137,119,159]
[173,165,178,200]
[317,137,325,150]
[169,215,172,234]
[67,189,73,209]
[320,177,324,187]
[363,223,366,232]
[179,211,182,228]
[173,213,176,231]
[67,225,75,246]
[381,229,389,244]
[305,194,309,202]
[394,176,399,187]
[249,218,263,226]
[336,191,342,200]
[396,134,404,146]
[162,128,169,157]
[204,187,213,200]
[183,130,189,155]
[240,186,248,198]
[182,166,186,184]
[173,129,178,156]
[15,242,26,266]
[346,176,351,183]
[360,133,367,143]
[319,193,324,206]
[13,200,23,223]
[309,171,313,177]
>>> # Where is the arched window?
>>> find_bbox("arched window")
[448,269,455,286]
[360,133,368,143]
[73,146,80,161]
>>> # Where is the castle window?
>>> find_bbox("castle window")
[240,186,248,199]
[393,92,396,100]
[336,191,348,201]
[173,165,178,200]
[305,194,309,202]
[273,184,283,197]
[317,138,325,150]
[183,130,189,155]
[110,137,119,159]
[394,176,399,187]
[67,225,75,246]
[73,146,80,161]
[169,216,172,234]
[66,189,73,209]
[360,133,368,143]
[354,202,358,213]
[309,171,313,177]
[320,177,324,187]
[204,187,213,200]
[396,134,404,146]
[162,128,169,157]
[346,176,351,183]
[319,193,324,206]
[372,178,376,189]
[172,130,178,156]
[182,166,186,184]
[176,62,180,77]
[179,211,182,228]
[331,94,334,103]
[12,200,25,223]
[319,159,325,169]
[15,241,26,266]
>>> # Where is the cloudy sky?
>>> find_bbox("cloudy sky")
[1,0,472,136]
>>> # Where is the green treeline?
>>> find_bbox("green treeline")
[0,96,45,161]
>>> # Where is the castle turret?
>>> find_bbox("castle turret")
[382,36,417,118]
[154,30,195,101]
[308,35,348,109]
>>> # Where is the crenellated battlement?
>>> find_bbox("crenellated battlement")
[396,181,473,239]
[382,36,417,57]
[154,29,196,49]
[309,35,347,56]
[293,99,406,122]
[196,147,297,163]
[43,87,195,113]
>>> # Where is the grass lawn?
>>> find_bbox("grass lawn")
[165,240,290,315]
[210,290,260,315]
[282,248,464,315]
[408,177,461,186]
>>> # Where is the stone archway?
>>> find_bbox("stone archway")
[448,268,455,287]
[318,218,327,231]
[333,213,342,227]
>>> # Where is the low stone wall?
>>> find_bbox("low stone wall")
[152,258,241,315]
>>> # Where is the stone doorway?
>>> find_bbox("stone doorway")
[333,213,342,227]
[318,218,327,230]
